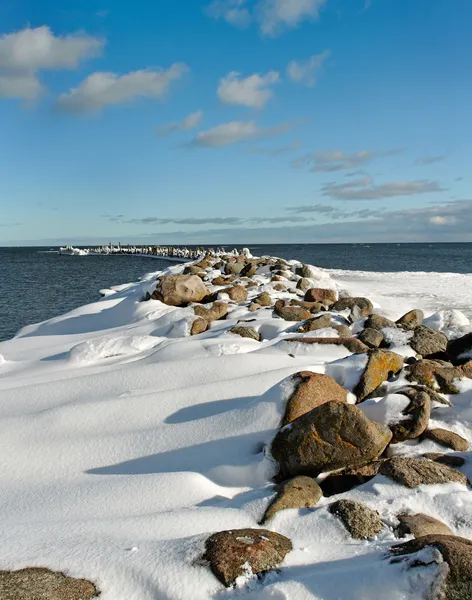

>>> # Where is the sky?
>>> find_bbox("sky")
[0,0,471,246]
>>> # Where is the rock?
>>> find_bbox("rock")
[281,371,347,426]
[229,326,260,341]
[274,305,312,322]
[406,359,466,394]
[261,477,322,523]
[320,461,384,496]
[203,528,292,587]
[359,327,384,348]
[298,314,332,333]
[379,457,468,488]
[195,258,214,270]
[271,401,392,479]
[410,326,448,357]
[183,265,207,277]
[390,534,472,600]
[249,303,261,312]
[153,274,210,307]
[224,285,248,303]
[332,324,352,337]
[406,384,451,406]
[256,292,272,307]
[331,297,374,320]
[396,309,424,330]
[329,499,383,539]
[423,453,466,467]
[447,332,472,362]
[194,301,229,322]
[273,283,286,292]
[391,388,431,442]
[355,349,404,402]
[224,260,246,276]
[212,275,234,286]
[422,428,469,452]
[0,568,98,600]
[304,288,337,304]
[296,278,312,292]
[365,314,396,330]
[289,299,323,313]
[396,513,453,538]
[191,317,208,336]
[240,262,257,277]
[285,337,369,354]
[296,263,317,279]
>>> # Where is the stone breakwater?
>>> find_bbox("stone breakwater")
[2,252,472,599]
[59,244,250,260]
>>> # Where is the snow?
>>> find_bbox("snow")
[1,257,471,599]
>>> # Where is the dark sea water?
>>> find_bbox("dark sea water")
[1,243,471,342]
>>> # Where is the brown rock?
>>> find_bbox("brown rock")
[423,453,466,467]
[296,278,312,292]
[304,288,337,304]
[152,274,210,307]
[396,513,453,538]
[281,371,347,426]
[289,299,323,312]
[331,297,374,320]
[0,568,98,600]
[212,275,234,286]
[332,324,352,337]
[406,359,466,394]
[365,314,396,330]
[194,301,229,322]
[359,328,384,348]
[391,388,431,442]
[380,457,468,488]
[274,305,312,322]
[224,285,248,303]
[390,534,472,600]
[285,337,369,354]
[256,292,272,307]
[396,309,424,330]
[183,265,207,277]
[249,303,261,312]
[329,499,383,539]
[355,349,404,402]
[298,314,332,333]
[191,317,208,336]
[229,326,260,341]
[271,401,392,479]
[224,260,246,276]
[273,283,286,292]
[203,528,292,587]
[423,428,469,452]
[261,476,322,523]
[410,326,448,357]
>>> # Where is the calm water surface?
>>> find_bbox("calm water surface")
[1,243,471,342]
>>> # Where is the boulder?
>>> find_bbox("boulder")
[296,278,312,292]
[447,332,472,362]
[320,461,384,497]
[0,568,98,600]
[203,528,292,587]
[359,328,384,348]
[273,283,286,292]
[285,337,369,354]
[296,263,317,279]
[423,453,466,467]
[274,305,312,322]
[410,326,448,357]
[212,275,234,286]
[281,371,347,426]
[298,314,332,333]
[390,388,431,442]
[240,262,257,277]
[194,301,229,322]
[195,258,214,270]
[271,401,392,479]
[396,513,453,538]
[191,317,208,336]
[331,297,374,320]
[289,299,323,313]
[406,384,451,406]
[406,359,466,394]
[229,326,260,341]
[396,309,424,330]
[255,292,272,307]
[249,303,261,312]
[261,476,322,523]
[224,260,246,276]
[355,349,404,402]
[153,274,210,307]
[390,534,472,600]
[183,265,207,277]
[304,288,337,304]
[422,428,469,452]
[329,499,383,539]
[332,324,352,337]
[224,285,248,303]
[379,457,468,488]
[365,314,396,330]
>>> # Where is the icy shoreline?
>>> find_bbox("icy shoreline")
[1,253,472,599]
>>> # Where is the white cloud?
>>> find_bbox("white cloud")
[217,71,279,108]
[0,71,44,100]
[207,0,329,36]
[157,110,203,136]
[0,26,103,71]
[56,64,189,113]
[188,119,295,148]
[429,215,456,226]
[287,50,330,86]
[292,148,403,171]
[321,178,444,201]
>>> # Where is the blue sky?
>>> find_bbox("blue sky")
[0,0,471,245]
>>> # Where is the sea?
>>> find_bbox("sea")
[1,243,471,342]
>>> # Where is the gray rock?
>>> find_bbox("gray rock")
[229,326,260,341]
[331,297,374,320]
[298,314,332,333]
[261,476,322,523]
[275,305,312,322]
[422,428,469,452]
[391,388,431,442]
[396,513,453,538]
[329,499,383,539]
[380,457,468,488]
[410,326,448,357]
[423,453,466,467]
[203,528,292,587]
[359,328,384,348]
[0,568,98,600]
[153,274,210,307]
[396,309,424,330]
[365,314,396,330]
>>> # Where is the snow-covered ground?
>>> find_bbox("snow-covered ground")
[1,258,471,599]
